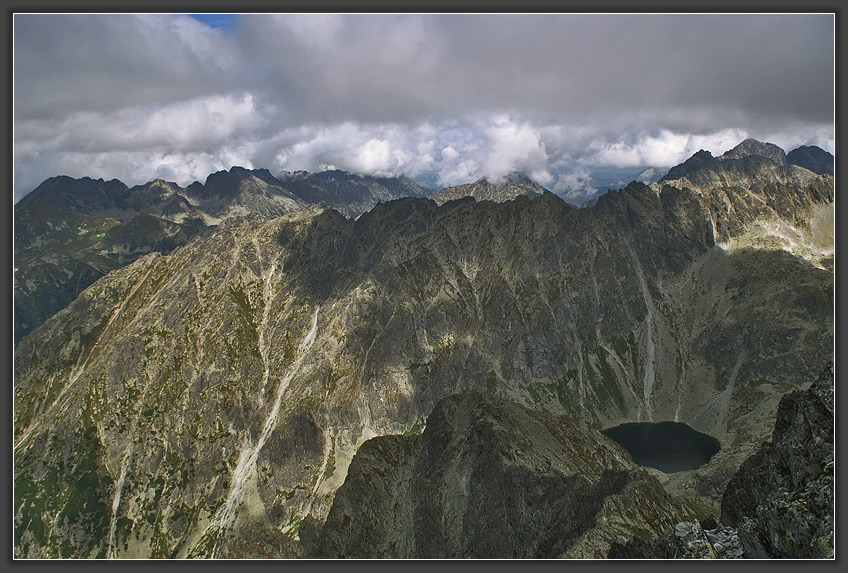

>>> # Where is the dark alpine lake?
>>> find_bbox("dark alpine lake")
[601,421,721,473]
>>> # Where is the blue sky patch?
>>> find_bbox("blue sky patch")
[189,14,237,30]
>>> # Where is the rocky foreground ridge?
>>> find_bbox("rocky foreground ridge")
[13,139,834,558]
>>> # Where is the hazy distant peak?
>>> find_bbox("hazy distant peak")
[477,171,539,186]
[635,166,669,183]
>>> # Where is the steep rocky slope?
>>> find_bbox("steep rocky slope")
[428,172,546,205]
[13,140,833,558]
[306,391,690,558]
[13,168,429,342]
[13,168,303,343]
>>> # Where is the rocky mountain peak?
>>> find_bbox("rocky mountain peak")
[186,167,296,203]
[15,175,135,220]
[653,139,834,189]
[659,150,717,182]
[720,138,788,166]
[787,145,834,176]
[202,166,257,190]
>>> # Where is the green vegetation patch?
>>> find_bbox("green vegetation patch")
[15,416,113,558]
[403,418,427,436]
[486,370,499,391]
[323,437,337,479]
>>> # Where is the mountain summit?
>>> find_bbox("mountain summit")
[720,138,788,165]
[787,145,834,176]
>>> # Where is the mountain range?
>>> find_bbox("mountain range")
[13,139,834,558]
[13,168,432,344]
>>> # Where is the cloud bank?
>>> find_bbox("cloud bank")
[13,13,835,201]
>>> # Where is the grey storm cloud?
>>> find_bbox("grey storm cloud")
[13,13,835,201]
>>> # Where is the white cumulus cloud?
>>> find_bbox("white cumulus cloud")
[12,13,835,202]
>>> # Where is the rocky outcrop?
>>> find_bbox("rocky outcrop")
[308,392,688,558]
[720,363,834,558]
[428,172,547,205]
[608,519,745,559]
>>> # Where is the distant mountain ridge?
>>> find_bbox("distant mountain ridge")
[661,139,832,182]
[278,169,431,219]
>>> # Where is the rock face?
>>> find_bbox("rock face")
[278,170,430,219]
[308,392,687,558]
[720,363,834,558]
[13,139,834,558]
[428,172,547,205]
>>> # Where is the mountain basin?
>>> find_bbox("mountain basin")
[601,421,721,473]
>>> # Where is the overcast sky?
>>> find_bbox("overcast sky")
[13,13,835,202]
